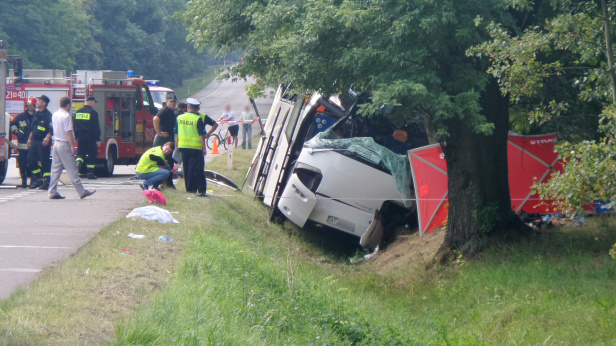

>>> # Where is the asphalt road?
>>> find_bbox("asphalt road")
[0,77,273,300]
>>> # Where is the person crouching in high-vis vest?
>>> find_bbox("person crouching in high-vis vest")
[174,98,218,197]
[136,142,175,191]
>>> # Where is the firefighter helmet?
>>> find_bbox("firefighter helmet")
[27,96,38,105]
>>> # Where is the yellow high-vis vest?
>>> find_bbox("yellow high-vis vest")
[177,112,202,149]
[136,146,165,174]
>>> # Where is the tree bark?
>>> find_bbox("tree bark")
[441,79,530,254]
[601,0,616,103]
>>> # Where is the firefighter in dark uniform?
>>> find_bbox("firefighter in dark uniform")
[27,95,53,189]
[74,96,102,179]
[174,98,218,196]
[10,96,37,187]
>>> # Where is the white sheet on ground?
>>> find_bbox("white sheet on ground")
[126,206,179,224]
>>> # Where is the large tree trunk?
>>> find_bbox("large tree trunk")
[441,79,530,254]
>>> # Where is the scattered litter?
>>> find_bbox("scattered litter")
[205,170,240,191]
[121,248,132,256]
[572,216,587,226]
[126,206,179,224]
[85,268,89,275]
[142,190,167,206]
[170,211,179,214]
[187,197,192,200]
[158,236,173,242]
[127,233,146,239]
[349,246,380,264]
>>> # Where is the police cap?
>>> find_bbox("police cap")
[186,98,200,108]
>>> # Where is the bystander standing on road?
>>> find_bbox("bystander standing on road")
[218,103,239,148]
[239,104,257,149]
[174,98,217,196]
[74,96,103,180]
[136,142,175,191]
[10,96,37,187]
[27,95,53,189]
[153,95,178,147]
[48,97,96,200]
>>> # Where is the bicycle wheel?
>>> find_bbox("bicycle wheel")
[206,134,221,150]
[222,135,237,150]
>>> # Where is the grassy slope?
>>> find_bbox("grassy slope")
[1,145,616,344]
[174,66,222,101]
[114,148,616,344]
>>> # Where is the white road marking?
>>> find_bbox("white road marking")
[0,245,72,249]
[0,268,41,273]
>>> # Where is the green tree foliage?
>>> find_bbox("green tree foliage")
[471,0,616,215]
[178,0,536,253]
[0,0,208,85]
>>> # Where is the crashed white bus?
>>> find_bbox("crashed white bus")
[245,86,430,245]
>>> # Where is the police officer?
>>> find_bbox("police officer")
[27,95,53,189]
[10,96,37,187]
[174,98,218,196]
[74,96,102,179]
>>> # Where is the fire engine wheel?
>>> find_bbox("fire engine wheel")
[96,147,116,177]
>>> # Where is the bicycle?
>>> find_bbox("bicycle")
[206,125,237,150]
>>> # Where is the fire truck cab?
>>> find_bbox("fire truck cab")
[72,70,158,176]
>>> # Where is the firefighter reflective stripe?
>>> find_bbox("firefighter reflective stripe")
[37,126,45,131]
[32,169,41,174]
[177,113,202,149]
[136,147,165,174]
[17,143,28,150]
[75,112,91,120]
[43,172,51,177]
[87,165,95,169]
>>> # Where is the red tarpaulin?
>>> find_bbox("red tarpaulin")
[409,133,574,236]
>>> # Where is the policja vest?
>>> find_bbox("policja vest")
[136,146,166,174]
[177,112,202,149]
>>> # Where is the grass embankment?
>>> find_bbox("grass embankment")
[174,66,222,101]
[2,145,616,344]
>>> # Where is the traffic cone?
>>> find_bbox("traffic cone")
[211,137,220,155]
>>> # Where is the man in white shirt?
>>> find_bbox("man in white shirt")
[48,97,96,200]
[239,104,257,149]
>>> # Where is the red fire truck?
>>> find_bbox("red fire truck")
[6,69,158,177]
[71,70,158,176]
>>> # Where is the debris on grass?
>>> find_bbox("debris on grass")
[126,206,179,224]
